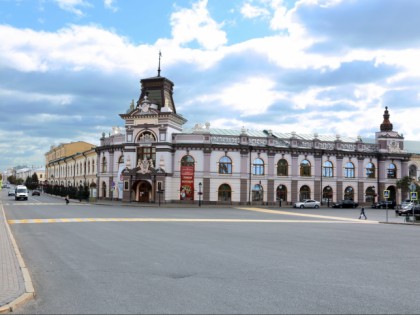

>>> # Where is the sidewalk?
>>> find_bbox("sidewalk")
[0,203,34,313]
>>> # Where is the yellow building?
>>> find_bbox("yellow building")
[45,141,96,187]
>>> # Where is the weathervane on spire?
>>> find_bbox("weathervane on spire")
[157,50,162,77]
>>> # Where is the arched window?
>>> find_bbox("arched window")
[118,155,125,164]
[92,160,95,173]
[366,162,375,178]
[387,163,397,179]
[344,162,355,178]
[219,156,232,174]
[102,157,107,173]
[87,161,91,174]
[300,160,311,176]
[253,158,264,175]
[277,159,288,176]
[181,155,195,166]
[299,185,310,201]
[218,184,232,202]
[344,186,354,200]
[409,164,417,179]
[252,184,263,201]
[323,161,333,177]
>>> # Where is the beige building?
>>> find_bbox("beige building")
[45,141,97,187]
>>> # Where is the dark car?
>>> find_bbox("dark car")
[372,200,396,209]
[332,200,358,208]
[32,189,41,196]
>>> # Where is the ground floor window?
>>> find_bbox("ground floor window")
[252,184,263,201]
[299,185,310,201]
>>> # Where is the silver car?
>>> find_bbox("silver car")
[293,199,321,209]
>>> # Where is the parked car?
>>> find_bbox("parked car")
[293,199,321,209]
[32,189,41,196]
[396,203,418,215]
[332,200,358,208]
[372,200,396,209]
[397,204,420,216]
[8,189,15,196]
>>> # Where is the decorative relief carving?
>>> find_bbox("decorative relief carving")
[296,141,312,148]
[272,139,290,147]
[211,136,240,144]
[136,158,154,174]
[318,142,335,150]
[341,143,356,151]
[249,138,268,146]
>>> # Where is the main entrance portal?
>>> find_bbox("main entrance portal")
[134,180,152,202]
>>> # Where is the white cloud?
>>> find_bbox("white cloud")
[192,77,284,116]
[240,3,270,19]
[0,88,73,105]
[104,0,118,12]
[170,0,227,50]
[53,0,92,16]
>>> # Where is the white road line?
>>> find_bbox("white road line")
[7,218,378,224]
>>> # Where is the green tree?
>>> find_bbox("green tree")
[31,172,39,188]
[397,176,420,201]
[7,175,17,185]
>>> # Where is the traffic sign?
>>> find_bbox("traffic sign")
[409,183,416,192]
[383,190,390,199]
[411,191,417,201]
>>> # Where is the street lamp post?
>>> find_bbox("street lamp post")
[198,182,202,207]
[278,185,283,208]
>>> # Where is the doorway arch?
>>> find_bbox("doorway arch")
[134,180,152,202]
[299,185,310,201]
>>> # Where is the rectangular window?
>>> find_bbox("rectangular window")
[124,181,129,190]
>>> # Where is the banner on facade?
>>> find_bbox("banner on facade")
[117,163,125,199]
[180,165,194,200]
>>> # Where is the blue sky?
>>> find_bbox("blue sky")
[1,0,420,172]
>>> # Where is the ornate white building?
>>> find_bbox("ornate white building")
[95,72,420,206]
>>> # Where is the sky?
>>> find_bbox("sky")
[1,0,420,172]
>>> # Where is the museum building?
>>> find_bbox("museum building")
[95,72,419,206]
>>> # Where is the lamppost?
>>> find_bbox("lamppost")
[198,182,203,207]
[278,185,283,207]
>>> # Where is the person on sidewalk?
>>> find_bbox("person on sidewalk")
[359,207,367,220]
[65,195,69,205]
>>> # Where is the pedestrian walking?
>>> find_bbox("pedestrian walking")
[65,195,69,205]
[359,207,367,219]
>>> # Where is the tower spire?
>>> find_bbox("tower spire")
[157,50,162,77]
[380,106,393,132]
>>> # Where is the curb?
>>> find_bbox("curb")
[0,204,35,313]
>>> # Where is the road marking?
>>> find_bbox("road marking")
[7,218,378,224]
[3,203,89,206]
[235,207,378,223]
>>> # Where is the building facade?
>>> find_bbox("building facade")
[95,73,416,206]
[45,142,96,188]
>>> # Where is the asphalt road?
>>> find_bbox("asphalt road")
[2,193,420,314]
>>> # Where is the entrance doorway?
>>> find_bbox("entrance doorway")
[135,180,152,202]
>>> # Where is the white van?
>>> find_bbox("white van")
[15,185,29,201]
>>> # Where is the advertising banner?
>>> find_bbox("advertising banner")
[117,163,125,199]
[180,165,194,200]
